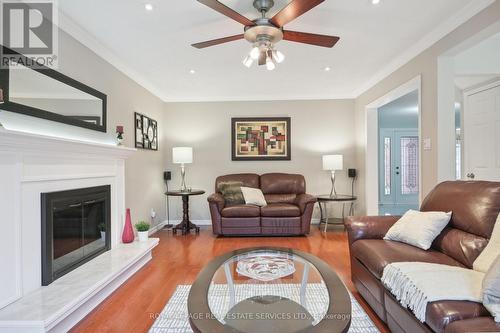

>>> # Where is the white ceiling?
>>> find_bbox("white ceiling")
[58,0,489,102]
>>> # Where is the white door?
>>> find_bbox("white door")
[464,81,500,181]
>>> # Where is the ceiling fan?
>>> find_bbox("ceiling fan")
[192,0,340,70]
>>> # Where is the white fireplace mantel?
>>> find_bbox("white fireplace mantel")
[0,128,136,159]
[0,128,156,332]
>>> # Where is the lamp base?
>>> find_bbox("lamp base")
[329,170,337,197]
[180,164,187,192]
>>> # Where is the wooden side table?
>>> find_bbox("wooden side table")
[316,195,357,232]
[165,190,205,235]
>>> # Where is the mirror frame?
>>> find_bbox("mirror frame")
[0,47,107,133]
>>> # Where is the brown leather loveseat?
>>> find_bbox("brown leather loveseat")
[346,181,500,333]
[207,173,317,236]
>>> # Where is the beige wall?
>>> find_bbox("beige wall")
[354,0,500,214]
[163,99,356,222]
[56,30,167,228]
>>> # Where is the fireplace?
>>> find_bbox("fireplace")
[41,185,111,285]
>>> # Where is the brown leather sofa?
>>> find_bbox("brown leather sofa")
[346,181,500,333]
[207,173,317,236]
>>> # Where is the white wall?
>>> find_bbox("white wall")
[163,99,357,222]
[454,32,500,75]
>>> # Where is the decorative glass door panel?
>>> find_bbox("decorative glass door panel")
[379,129,419,215]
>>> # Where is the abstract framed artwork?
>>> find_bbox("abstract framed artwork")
[231,117,291,161]
[135,112,158,151]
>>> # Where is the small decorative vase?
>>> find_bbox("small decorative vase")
[122,208,135,243]
[137,231,149,242]
[100,231,106,241]
[116,125,124,146]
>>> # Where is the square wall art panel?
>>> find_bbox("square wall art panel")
[231,117,291,161]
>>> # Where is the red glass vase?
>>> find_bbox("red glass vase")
[122,208,135,243]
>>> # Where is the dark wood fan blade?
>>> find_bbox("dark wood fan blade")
[283,30,340,48]
[192,34,244,49]
[258,50,266,65]
[270,0,324,27]
[197,0,255,26]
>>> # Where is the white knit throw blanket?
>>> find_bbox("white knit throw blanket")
[381,262,485,322]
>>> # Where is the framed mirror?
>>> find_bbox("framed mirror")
[0,47,107,132]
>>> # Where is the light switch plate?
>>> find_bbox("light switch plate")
[423,138,432,151]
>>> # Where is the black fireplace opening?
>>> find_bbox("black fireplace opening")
[41,185,111,286]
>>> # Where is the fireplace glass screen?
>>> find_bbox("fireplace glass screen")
[42,186,111,285]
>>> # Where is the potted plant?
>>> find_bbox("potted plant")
[135,221,150,242]
[98,223,106,241]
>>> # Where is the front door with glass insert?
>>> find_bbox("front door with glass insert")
[379,129,419,215]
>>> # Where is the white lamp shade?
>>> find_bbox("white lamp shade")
[172,147,193,164]
[322,155,343,171]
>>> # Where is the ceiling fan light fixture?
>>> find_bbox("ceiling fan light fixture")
[273,49,285,63]
[250,46,260,60]
[242,55,254,68]
[266,55,276,71]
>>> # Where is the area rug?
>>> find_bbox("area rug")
[149,284,380,333]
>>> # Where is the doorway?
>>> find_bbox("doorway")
[364,76,422,215]
[437,26,500,182]
[378,91,419,215]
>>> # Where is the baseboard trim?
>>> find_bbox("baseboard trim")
[151,218,322,232]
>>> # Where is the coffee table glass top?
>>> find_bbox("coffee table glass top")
[207,249,330,333]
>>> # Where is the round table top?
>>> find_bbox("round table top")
[316,194,357,202]
[188,247,351,333]
[165,189,205,196]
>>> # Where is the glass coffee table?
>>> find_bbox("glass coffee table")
[188,247,351,333]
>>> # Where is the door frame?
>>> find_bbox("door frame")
[364,75,422,215]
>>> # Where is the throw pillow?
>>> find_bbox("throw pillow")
[384,209,452,250]
[483,254,500,322]
[217,181,245,206]
[474,213,500,273]
[240,187,267,207]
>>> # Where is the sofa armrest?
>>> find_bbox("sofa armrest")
[345,215,400,247]
[295,194,317,213]
[207,193,225,212]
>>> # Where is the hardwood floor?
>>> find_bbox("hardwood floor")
[71,227,389,333]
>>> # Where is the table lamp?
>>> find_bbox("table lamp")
[172,147,193,191]
[322,155,343,197]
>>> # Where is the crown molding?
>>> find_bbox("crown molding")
[57,11,170,102]
[164,94,356,103]
[352,0,496,98]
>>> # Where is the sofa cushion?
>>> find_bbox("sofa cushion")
[264,194,297,204]
[261,203,301,217]
[217,181,245,206]
[421,181,500,239]
[482,254,500,321]
[421,181,500,268]
[351,239,464,279]
[215,174,259,192]
[260,173,305,195]
[444,317,500,333]
[241,187,267,207]
[221,205,260,218]
[384,210,451,250]
[426,300,490,333]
